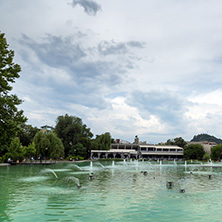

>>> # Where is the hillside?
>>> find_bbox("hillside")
[191,133,222,144]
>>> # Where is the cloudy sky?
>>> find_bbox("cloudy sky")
[1,0,222,143]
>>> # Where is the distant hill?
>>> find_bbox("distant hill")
[191,134,222,144]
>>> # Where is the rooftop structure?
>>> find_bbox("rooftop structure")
[40,125,54,134]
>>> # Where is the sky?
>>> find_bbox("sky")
[1,0,222,144]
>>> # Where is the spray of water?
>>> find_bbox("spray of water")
[65,176,80,187]
[90,161,93,170]
[98,162,105,168]
[42,168,58,179]
[73,164,83,170]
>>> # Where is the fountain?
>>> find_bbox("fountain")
[42,168,59,179]
[90,161,93,170]
[65,176,81,187]
[2,160,222,221]
[73,164,83,171]
[98,162,105,168]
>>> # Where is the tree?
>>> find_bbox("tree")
[0,32,27,155]
[165,137,187,148]
[46,133,64,159]
[173,137,187,148]
[69,143,87,157]
[91,132,112,150]
[6,137,24,162]
[17,123,39,146]
[55,114,93,157]
[183,144,205,160]
[211,145,222,161]
[33,131,64,159]
[23,142,36,159]
[203,152,210,161]
[34,131,50,158]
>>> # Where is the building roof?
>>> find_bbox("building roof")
[139,144,183,150]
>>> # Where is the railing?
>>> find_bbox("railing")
[141,150,183,153]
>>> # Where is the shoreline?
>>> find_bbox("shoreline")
[0,159,91,167]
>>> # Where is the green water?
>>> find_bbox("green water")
[1,161,222,221]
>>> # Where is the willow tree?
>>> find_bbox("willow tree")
[0,32,27,155]
[33,131,64,159]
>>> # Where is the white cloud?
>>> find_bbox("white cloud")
[2,0,222,143]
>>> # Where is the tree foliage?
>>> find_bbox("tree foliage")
[183,144,205,160]
[33,131,64,159]
[55,114,93,157]
[165,137,187,148]
[23,142,36,158]
[203,152,210,161]
[91,132,112,150]
[69,142,87,157]
[211,145,222,161]
[7,137,24,162]
[17,123,39,146]
[0,32,27,154]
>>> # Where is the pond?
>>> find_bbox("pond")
[1,160,222,221]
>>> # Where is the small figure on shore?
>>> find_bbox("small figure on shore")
[40,154,43,163]
[209,175,212,179]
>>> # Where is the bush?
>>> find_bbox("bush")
[65,155,84,161]
[203,153,210,161]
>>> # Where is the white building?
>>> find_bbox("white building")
[91,136,183,160]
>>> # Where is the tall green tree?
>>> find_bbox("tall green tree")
[211,145,222,161]
[183,144,205,160]
[0,32,27,155]
[23,142,36,159]
[33,131,64,159]
[69,142,87,157]
[33,131,50,158]
[17,123,39,146]
[91,132,112,150]
[6,137,24,162]
[55,114,93,157]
